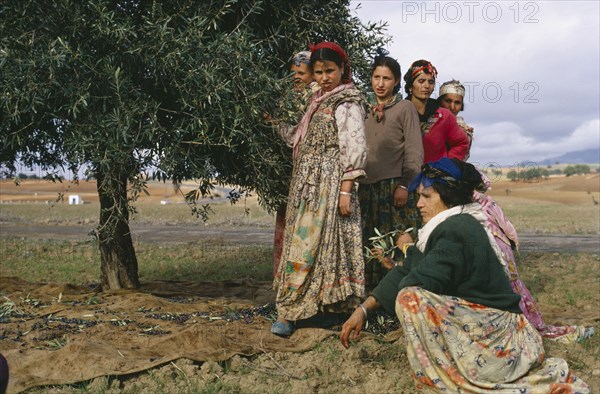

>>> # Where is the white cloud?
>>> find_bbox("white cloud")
[469,118,600,165]
[351,0,600,163]
[564,119,600,150]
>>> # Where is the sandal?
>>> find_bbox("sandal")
[271,321,294,337]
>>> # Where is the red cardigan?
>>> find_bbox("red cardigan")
[422,107,470,163]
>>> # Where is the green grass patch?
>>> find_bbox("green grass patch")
[497,203,599,235]
[0,199,275,227]
[0,237,273,284]
[518,252,600,309]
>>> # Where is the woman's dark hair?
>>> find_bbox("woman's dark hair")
[430,159,483,207]
[371,48,401,95]
[403,59,437,98]
[310,47,344,70]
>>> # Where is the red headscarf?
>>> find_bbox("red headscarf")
[309,42,352,84]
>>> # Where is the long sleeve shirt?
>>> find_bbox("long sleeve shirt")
[423,108,470,163]
[372,214,522,315]
[360,100,423,187]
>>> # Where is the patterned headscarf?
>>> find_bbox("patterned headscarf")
[408,158,485,192]
[409,61,438,80]
[403,59,438,97]
[291,51,311,66]
[309,42,352,84]
[439,79,465,97]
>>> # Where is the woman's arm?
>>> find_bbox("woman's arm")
[443,111,470,160]
[277,123,298,148]
[336,102,367,216]
[340,296,380,348]
[399,102,424,185]
[336,102,367,181]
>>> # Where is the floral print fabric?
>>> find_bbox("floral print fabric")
[274,88,367,321]
[396,287,590,393]
[475,192,587,343]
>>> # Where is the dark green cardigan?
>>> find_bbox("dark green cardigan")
[372,214,522,314]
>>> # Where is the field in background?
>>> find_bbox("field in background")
[2,173,599,234]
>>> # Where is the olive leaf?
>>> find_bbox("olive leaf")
[364,227,414,264]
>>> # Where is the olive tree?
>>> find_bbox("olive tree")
[0,0,388,289]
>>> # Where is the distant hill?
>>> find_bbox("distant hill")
[536,149,600,165]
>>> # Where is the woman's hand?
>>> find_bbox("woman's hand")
[394,186,408,208]
[338,180,354,217]
[371,247,395,270]
[340,307,365,349]
[341,296,380,349]
[396,232,414,250]
[263,112,279,126]
[338,194,352,216]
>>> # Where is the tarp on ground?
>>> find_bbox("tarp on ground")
[0,277,341,393]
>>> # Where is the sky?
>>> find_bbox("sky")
[351,0,600,167]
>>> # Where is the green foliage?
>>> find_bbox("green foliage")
[564,164,591,177]
[0,0,389,212]
[506,166,548,182]
[1,0,388,285]
[364,227,402,263]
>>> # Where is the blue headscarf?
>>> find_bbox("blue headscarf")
[409,158,483,192]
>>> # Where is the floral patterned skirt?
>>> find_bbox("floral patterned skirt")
[274,153,364,321]
[396,287,590,393]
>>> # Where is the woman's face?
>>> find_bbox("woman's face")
[440,93,464,115]
[416,184,448,224]
[290,63,313,87]
[411,73,435,100]
[371,66,399,103]
[313,60,343,92]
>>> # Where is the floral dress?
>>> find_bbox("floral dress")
[274,85,367,321]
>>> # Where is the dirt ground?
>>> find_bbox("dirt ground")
[1,260,599,394]
[1,176,599,393]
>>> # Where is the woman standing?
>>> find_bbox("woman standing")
[272,51,317,278]
[273,42,367,336]
[358,49,423,289]
[437,79,474,160]
[404,60,469,163]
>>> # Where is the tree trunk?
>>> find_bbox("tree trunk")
[96,171,140,290]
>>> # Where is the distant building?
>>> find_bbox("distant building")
[68,195,82,205]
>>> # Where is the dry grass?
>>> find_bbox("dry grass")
[3,175,599,234]
[1,175,599,393]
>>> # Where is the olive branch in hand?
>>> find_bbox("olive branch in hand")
[364,227,414,263]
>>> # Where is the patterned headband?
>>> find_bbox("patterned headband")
[410,62,438,79]
[440,80,465,97]
[409,158,485,193]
